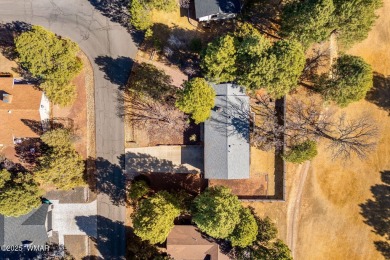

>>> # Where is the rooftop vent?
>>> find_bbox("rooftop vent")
[215,106,223,113]
[2,93,12,103]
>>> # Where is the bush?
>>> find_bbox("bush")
[283,140,318,163]
[128,180,150,201]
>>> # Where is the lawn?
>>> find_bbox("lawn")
[247,1,390,258]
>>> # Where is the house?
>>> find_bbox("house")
[204,83,250,180]
[0,204,53,248]
[194,0,241,22]
[0,76,50,148]
[166,225,229,260]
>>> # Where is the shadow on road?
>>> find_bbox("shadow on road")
[359,170,390,259]
[76,215,168,259]
[85,156,126,206]
[87,0,144,46]
[95,56,133,90]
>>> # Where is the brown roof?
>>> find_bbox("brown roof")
[167,226,230,260]
[0,77,42,146]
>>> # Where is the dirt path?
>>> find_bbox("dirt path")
[286,161,311,258]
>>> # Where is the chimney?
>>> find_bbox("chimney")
[2,93,12,103]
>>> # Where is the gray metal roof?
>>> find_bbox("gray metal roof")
[194,0,241,19]
[204,83,250,180]
[0,204,49,246]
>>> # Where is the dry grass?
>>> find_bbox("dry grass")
[295,99,389,260]
[151,8,198,31]
[247,2,390,258]
[348,0,390,75]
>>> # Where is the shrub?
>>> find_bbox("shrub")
[283,140,318,163]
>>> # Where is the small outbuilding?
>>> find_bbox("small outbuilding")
[204,83,250,180]
[194,0,241,22]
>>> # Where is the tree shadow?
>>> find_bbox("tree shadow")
[209,96,251,142]
[0,21,32,60]
[359,170,390,259]
[0,22,39,81]
[76,215,168,259]
[142,23,203,77]
[366,73,390,115]
[240,0,282,39]
[85,156,126,206]
[95,56,134,89]
[87,0,144,46]
[14,138,44,167]
[123,151,201,175]
[127,62,177,102]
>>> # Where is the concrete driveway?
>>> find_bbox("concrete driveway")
[125,145,204,176]
[51,200,97,245]
[0,1,137,258]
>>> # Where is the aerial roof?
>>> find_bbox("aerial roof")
[0,77,45,146]
[204,83,250,180]
[167,225,229,260]
[194,0,241,19]
[0,204,50,246]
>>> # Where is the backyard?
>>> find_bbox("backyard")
[248,1,390,258]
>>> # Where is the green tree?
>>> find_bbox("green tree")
[175,78,216,124]
[0,170,43,217]
[130,0,153,30]
[43,82,77,107]
[128,180,150,201]
[132,191,181,244]
[41,128,73,148]
[15,26,82,106]
[233,216,292,260]
[264,39,305,98]
[333,0,383,48]
[284,140,318,163]
[229,207,258,247]
[256,216,278,242]
[280,0,383,48]
[235,24,272,89]
[317,54,373,106]
[280,0,336,47]
[192,186,241,239]
[35,129,85,190]
[201,35,237,83]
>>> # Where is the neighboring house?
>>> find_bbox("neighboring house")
[0,76,50,148]
[204,83,250,180]
[194,0,241,22]
[0,204,53,247]
[167,225,229,260]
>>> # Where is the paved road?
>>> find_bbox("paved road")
[0,1,137,258]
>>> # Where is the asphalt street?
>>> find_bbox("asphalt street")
[0,0,137,258]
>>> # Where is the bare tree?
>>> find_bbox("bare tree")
[179,0,190,8]
[123,92,189,134]
[250,94,284,151]
[251,95,379,160]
